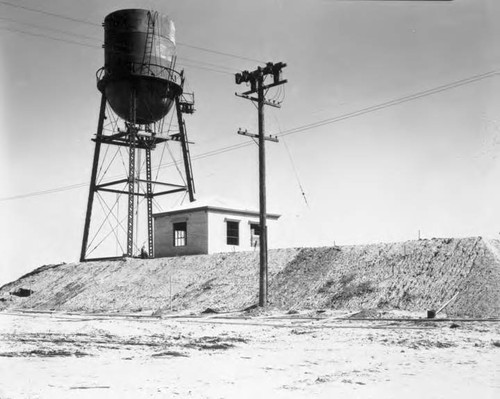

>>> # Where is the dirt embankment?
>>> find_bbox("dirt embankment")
[269,237,500,317]
[1,237,499,317]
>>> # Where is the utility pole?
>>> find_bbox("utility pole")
[235,62,287,307]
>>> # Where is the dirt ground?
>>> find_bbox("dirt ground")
[0,311,499,398]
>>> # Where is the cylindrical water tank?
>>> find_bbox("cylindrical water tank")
[97,9,183,124]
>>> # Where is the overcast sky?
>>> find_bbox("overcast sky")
[1,0,500,285]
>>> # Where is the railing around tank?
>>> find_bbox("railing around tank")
[96,62,184,87]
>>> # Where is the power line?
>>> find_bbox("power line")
[1,68,497,202]
[0,1,263,64]
[179,57,236,73]
[0,141,256,202]
[283,137,309,207]
[0,15,240,73]
[1,182,90,201]
[0,0,100,26]
[0,26,99,49]
[0,26,235,75]
[177,61,234,76]
[177,42,265,64]
[273,111,309,207]
[278,69,500,138]
[0,16,100,41]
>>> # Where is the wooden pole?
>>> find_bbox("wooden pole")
[234,62,287,307]
[257,72,268,307]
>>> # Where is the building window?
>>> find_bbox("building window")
[226,221,239,246]
[173,222,187,247]
[250,223,260,248]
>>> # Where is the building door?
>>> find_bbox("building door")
[250,223,260,248]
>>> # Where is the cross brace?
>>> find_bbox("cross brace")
[241,79,288,96]
[237,128,279,143]
[94,134,168,150]
[235,93,281,108]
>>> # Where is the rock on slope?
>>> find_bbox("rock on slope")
[1,237,499,317]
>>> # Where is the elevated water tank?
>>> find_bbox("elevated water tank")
[97,9,183,124]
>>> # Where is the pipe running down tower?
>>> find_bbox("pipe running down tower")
[80,9,196,261]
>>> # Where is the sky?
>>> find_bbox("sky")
[1,0,500,285]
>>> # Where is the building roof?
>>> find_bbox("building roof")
[153,197,280,220]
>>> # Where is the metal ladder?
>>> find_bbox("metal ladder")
[141,11,156,74]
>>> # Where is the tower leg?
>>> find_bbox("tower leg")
[127,92,137,257]
[80,94,107,262]
[146,148,154,257]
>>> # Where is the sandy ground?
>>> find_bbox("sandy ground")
[0,311,499,398]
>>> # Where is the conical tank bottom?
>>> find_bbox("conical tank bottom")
[104,76,180,124]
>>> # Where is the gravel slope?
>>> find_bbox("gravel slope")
[1,237,499,317]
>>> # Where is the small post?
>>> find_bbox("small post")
[169,274,173,312]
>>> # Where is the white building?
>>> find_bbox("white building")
[153,199,280,257]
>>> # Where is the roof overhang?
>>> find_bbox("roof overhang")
[153,205,280,220]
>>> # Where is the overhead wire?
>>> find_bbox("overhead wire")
[272,113,310,207]
[278,69,500,138]
[0,1,262,64]
[178,57,237,73]
[279,84,286,104]
[0,12,241,75]
[0,0,101,26]
[176,42,265,64]
[0,26,233,75]
[0,24,236,75]
[282,138,309,207]
[0,26,99,49]
[0,15,100,41]
[1,66,498,202]
[176,61,234,76]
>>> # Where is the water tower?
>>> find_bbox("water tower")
[80,9,196,261]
